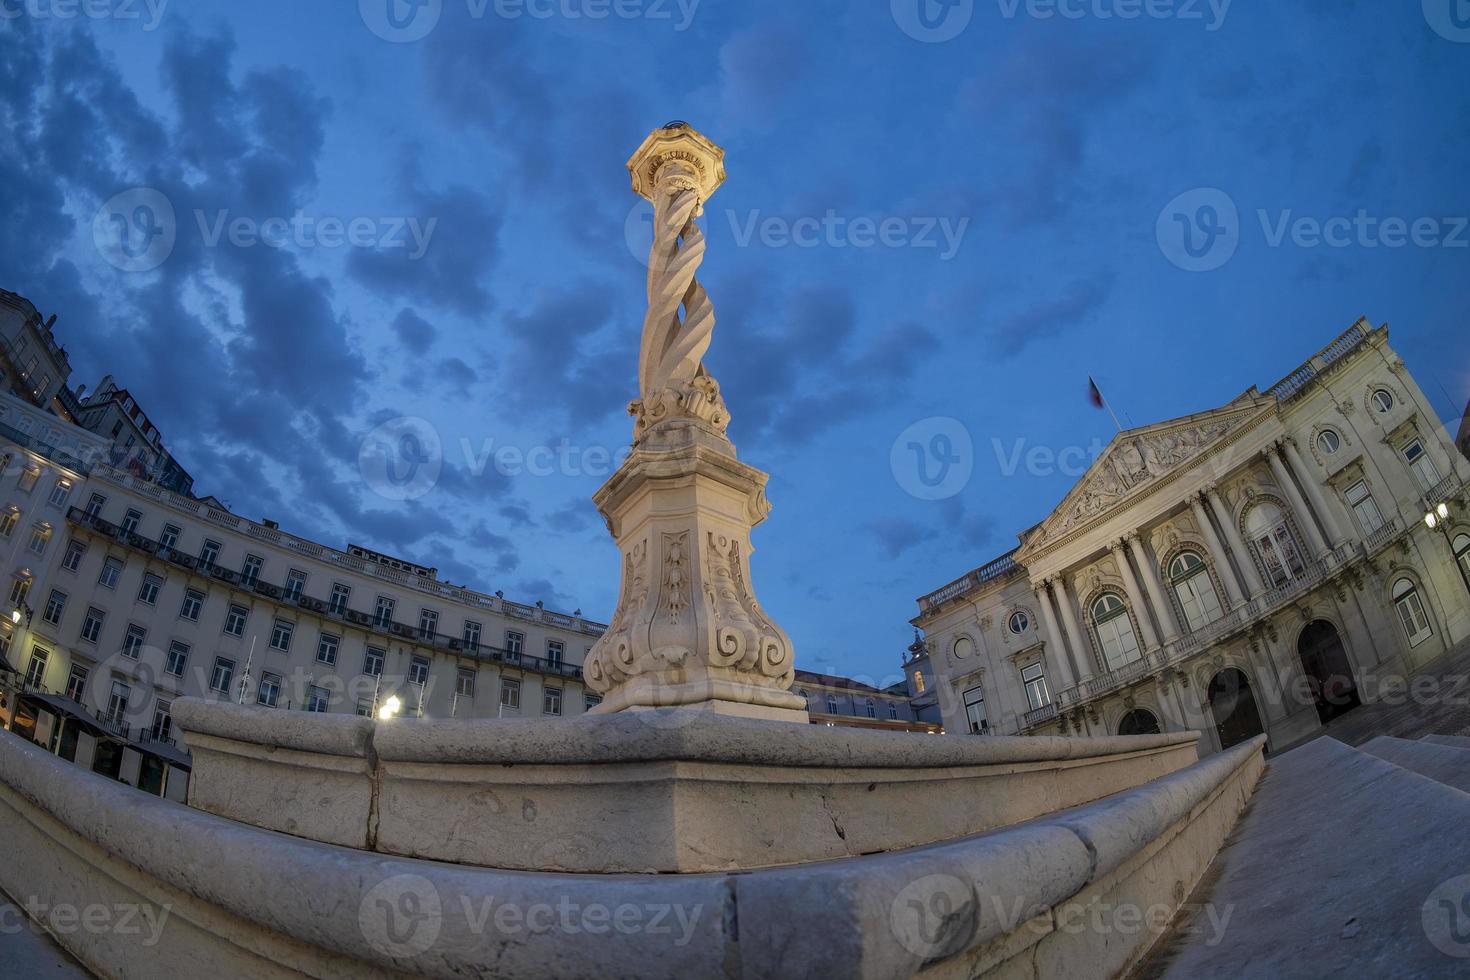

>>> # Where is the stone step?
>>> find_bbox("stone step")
[1144,737,1470,977]
[1421,733,1470,751]
[1360,735,1470,795]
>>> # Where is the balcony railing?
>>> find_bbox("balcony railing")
[1363,516,1407,555]
[1265,320,1371,403]
[1022,702,1058,728]
[919,551,1022,612]
[66,508,586,683]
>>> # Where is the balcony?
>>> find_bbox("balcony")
[1363,515,1407,556]
[919,552,1022,613]
[1037,542,1360,727]
[1022,702,1058,728]
[64,508,586,684]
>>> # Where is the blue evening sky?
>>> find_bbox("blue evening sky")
[2,0,1468,685]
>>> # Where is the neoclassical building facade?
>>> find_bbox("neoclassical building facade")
[913,320,1470,755]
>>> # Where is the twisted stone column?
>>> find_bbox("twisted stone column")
[584,124,806,721]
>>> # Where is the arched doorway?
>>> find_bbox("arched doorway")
[1208,668,1265,750]
[1118,708,1162,736]
[1298,620,1360,723]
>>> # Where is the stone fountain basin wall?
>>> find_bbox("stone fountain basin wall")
[0,726,1264,980]
[169,699,1201,873]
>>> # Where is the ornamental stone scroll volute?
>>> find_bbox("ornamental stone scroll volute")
[704,532,793,684]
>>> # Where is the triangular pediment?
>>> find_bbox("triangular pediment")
[1024,396,1276,550]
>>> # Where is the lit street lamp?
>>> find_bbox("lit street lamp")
[377,695,402,721]
[1425,500,1470,598]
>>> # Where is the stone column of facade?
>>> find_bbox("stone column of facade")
[1207,484,1267,598]
[1111,538,1161,651]
[1266,442,1330,557]
[1188,491,1245,608]
[1282,437,1347,546]
[1134,535,1183,644]
[1052,575,1096,680]
[1032,580,1077,691]
[583,123,807,722]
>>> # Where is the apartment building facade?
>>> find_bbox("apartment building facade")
[913,320,1470,755]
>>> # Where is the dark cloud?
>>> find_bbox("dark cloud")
[864,517,938,560]
[392,308,437,355]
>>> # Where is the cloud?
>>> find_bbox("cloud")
[392,308,437,354]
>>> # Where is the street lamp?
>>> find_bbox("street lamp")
[1425,500,1470,598]
[377,695,402,721]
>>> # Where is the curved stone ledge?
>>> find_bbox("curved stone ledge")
[0,728,1264,979]
[171,700,373,758]
[172,699,1202,872]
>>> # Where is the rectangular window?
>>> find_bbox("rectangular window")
[270,619,294,652]
[241,554,263,587]
[25,647,49,688]
[408,655,429,686]
[48,479,72,508]
[27,525,48,555]
[543,687,562,716]
[137,573,162,605]
[317,632,340,665]
[159,524,180,550]
[306,686,330,713]
[1344,481,1385,535]
[0,508,18,537]
[546,640,564,665]
[1402,439,1442,491]
[500,678,521,709]
[179,588,204,621]
[285,569,307,602]
[888,701,899,720]
[65,664,88,702]
[120,508,141,533]
[456,666,475,697]
[355,698,373,717]
[329,583,351,615]
[43,589,66,625]
[107,680,131,724]
[963,685,988,735]
[18,467,39,493]
[224,604,248,637]
[198,539,221,568]
[209,657,235,695]
[122,624,147,660]
[257,671,281,708]
[150,701,173,742]
[80,607,105,644]
[1020,663,1051,712]
[98,557,123,589]
[505,631,524,656]
[10,576,31,606]
[419,608,439,637]
[84,492,106,517]
[165,641,189,677]
[462,620,482,650]
[374,596,396,628]
[61,538,85,571]
[584,694,603,712]
[364,646,385,677]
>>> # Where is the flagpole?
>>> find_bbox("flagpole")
[1090,376,1125,432]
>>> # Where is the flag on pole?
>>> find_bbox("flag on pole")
[1088,377,1105,409]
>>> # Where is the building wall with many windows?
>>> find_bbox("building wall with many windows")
[913,320,1470,755]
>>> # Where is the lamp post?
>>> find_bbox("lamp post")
[1424,500,1470,598]
[377,695,401,722]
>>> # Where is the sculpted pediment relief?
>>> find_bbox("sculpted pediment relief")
[1024,401,1272,551]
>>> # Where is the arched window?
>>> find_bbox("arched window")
[1245,501,1306,588]
[1392,578,1433,646]
[1372,388,1395,414]
[1091,593,1142,671]
[1316,430,1341,456]
[864,697,876,719]
[1007,610,1030,635]
[826,693,839,715]
[1169,552,1224,632]
[1117,708,1161,736]
[1456,535,1470,586]
[952,636,974,660]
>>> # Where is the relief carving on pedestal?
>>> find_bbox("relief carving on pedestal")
[704,532,791,680]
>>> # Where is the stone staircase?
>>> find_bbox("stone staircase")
[1139,732,1470,978]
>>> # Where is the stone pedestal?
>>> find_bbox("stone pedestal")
[584,418,808,720]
